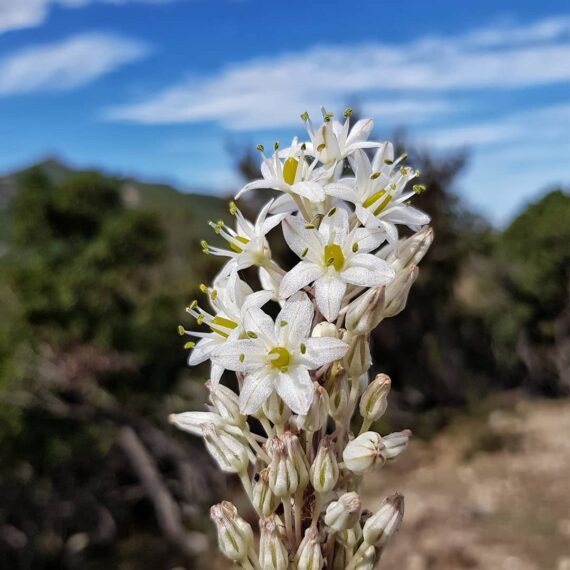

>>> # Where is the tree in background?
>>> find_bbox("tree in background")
[0,168,223,569]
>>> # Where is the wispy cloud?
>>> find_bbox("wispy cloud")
[0,33,150,96]
[105,15,570,129]
[0,0,174,34]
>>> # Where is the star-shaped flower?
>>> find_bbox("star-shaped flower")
[302,108,382,165]
[203,200,286,277]
[210,292,348,415]
[182,272,273,384]
[279,208,395,321]
[326,147,430,243]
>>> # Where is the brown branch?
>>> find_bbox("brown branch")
[116,425,207,560]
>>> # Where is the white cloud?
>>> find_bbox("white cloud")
[0,0,173,34]
[0,33,150,96]
[105,15,570,129]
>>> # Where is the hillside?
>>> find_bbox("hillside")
[0,158,230,285]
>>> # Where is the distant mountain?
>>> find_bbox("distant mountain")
[0,158,231,286]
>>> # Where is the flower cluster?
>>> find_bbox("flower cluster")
[171,108,433,569]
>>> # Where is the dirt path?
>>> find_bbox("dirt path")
[364,399,570,570]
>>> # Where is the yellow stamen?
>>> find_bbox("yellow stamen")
[373,194,393,216]
[324,244,345,271]
[210,316,238,337]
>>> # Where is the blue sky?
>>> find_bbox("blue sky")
[0,0,568,225]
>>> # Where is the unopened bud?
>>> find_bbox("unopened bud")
[362,493,404,547]
[382,429,411,460]
[259,516,288,570]
[327,366,350,421]
[312,322,339,338]
[210,501,253,563]
[359,374,391,422]
[338,523,362,550]
[343,431,385,474]
[310,437,339,494]
[252,468,279,516]
[386,226,433,272]
[283,431,310,492]
[383,266,419,318]
[168,411,224,436]
[324,492,362,532]
[345,286,385,335]
[262,391,291,425]
[295,528,324,570]
[207,382,244,427]
[342,333,372,377]
[297,383,329,432]
[202,423,251,473]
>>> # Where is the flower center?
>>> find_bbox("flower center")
[324,244,345,271]
[283,157,299,185]
[268,346,291,370]
[230,235,250,253]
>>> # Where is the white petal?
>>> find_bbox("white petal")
[188,337,219,366]
[325,182,358,203]
[319,207,349,243]
[346,118,374,145]
[299,337,349,368]
[268,193,297,214]
[260,212,287,236]
[341,254,395,286]
[383,205,430,227]
[282,215,313,257]
[235,179,271,199]
[242,290,273,311]
[275,366,313,415]
[315,274,347,321]
[279,261,322,299]
[352,228,386,252]
[243,306,276,345]
[211,339,263,371]
[276,291,314,343]
[240,370,274,414]
[291,181,326,201]
[210,363,224,385]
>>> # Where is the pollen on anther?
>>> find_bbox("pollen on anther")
[239,353,245,363]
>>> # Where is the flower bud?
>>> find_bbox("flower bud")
[259,516,288,570]
[324,492,362,532]
[207,382,244,427]
[383,266,419,318]
[382,429,411,461]
[342,332,372,378]
[267,435,298,498]
[362,493,404,547]
[202,423,251,474]
[210,501,253,563]
[295,528,324,570]
[168,411,224,436]
[345,286,385,335]
[359,374,391,422]
[310,437,339,494]
[252,468,279,517]
[326,367,350,421]
[297,383,329,432]
[283,431,310,492]
[386,226,433,272]
[312,322,339,338]
[262,391,291,425]
[342,431,385,475]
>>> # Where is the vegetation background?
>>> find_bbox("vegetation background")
[0,126,568,569]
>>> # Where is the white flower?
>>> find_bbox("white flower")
[236,140,328,203]
[202,200,286,276]
[302,108,381,164]
[326,147,430,243]
[279,208,394,321]
[210,292,348,415]
[182,272,272,384]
